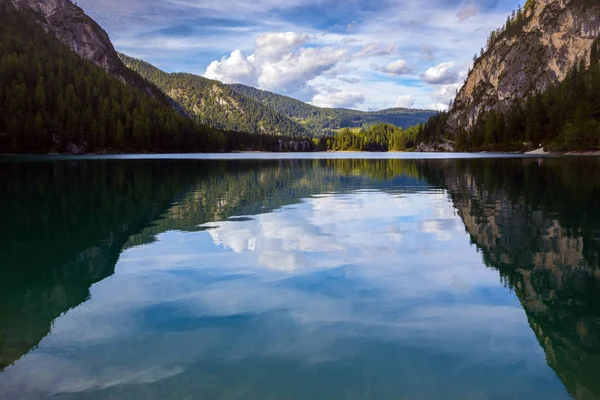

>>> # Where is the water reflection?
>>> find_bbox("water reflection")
[0,157,598,399]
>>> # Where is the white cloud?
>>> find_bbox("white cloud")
[255,32,310,60]
[421,62,459,85]
[375,59,411,76]
[204,49,256,84]
[312,90,365,109]
[395,95,415,108]
[204,33,348,98]
[258,47,348,93]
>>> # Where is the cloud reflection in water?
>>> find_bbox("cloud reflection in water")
[0,189,567,399]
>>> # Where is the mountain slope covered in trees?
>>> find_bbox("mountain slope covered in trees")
[120,55,434,138]
[447,0,600,135]
[418,0,600,152]
[119,54,310,138]
[0,0,226,153]
[11,0,169,103]
[228,84,435,135]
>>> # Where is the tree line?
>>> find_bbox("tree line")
[316,124,422,151]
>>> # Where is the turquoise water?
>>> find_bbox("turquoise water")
[0,155,598,399]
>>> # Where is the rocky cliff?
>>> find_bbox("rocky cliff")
[10,0,167,101]
[447,0,600,133]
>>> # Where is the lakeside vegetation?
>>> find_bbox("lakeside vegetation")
[317,123,422,152]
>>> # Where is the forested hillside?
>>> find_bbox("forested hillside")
[419,55,600,152]
[228,84,435,135]
[10,0,170,102]
[119,54,309,138]
[417,0,600,152]
[0,0,226,153]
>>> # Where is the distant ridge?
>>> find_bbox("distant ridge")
[228,84,436,136]
[120,54,435,137]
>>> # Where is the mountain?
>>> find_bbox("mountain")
[119,55,434,138]
[421,0,600,151]
[119,54,310,137]
[228,84,435,135]
[10,0,168,102]
[448,0,600,134]
[0,0,226,154]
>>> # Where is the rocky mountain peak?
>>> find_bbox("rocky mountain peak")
[12,0,121,73]
[447,0,600,134]
[10,0,166,101]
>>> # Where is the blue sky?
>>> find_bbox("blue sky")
[77,0,522,111]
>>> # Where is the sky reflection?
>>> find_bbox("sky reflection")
[0,188,568,399]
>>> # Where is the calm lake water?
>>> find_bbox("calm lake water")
[1,154,599,399]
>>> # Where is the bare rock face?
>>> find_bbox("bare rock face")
[12,0,121,74]
[11,0,165,101]
[447,0,600,134]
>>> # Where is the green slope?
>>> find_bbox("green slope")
[228,84,436,135]
[119,54,309,137]
[0,0,226,154]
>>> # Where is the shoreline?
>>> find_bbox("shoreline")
[2,150,600,157]
[525,148,600,156]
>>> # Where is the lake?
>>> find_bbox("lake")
[0,154,599,399]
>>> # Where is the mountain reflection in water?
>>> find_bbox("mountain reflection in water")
[0,157,598,400]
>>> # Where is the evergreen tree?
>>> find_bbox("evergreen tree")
[0,0,229,154]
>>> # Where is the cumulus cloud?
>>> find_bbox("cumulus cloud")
[204,32,348,98]
[255,32,310,60]
[395,95,415,108]
[312,90,365,109]
[457,4,479,22]
[204,49,256,84]
[259,47,348,93]
[421,62,459,85]
[374,59,411,76]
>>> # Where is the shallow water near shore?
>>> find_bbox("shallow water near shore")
[0,154,599,399]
